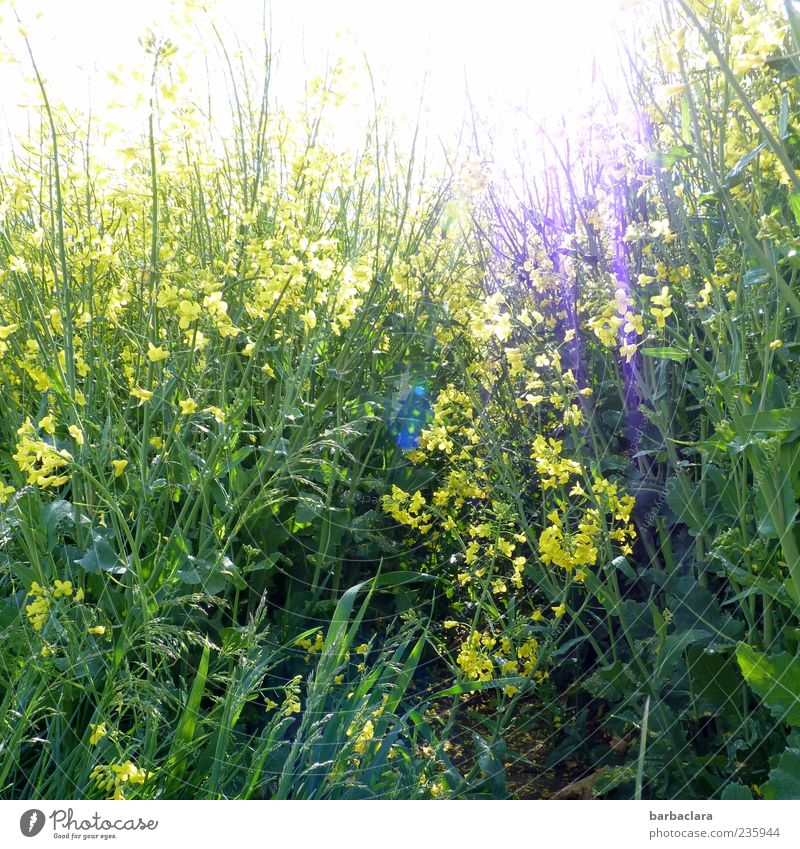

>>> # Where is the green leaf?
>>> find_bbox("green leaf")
[582,661,637,700]
[40,500,74,552]
[75,539,126,575]
[294,494,325,524]
[687,646,743,723]
[780,92,790,140]
[658,574,744,641]
[176,645,210,744]
[666,476,707,535]
[176,554,243,594]
[721,782,754,800]
[735,643,800,725]
[611,555,638,582]
[762,749,800,799]
[471,731,507,798]
[741,407,800,435]
[646,145,693,170]
[742,267,768,288]
[321,572,434,668]
[789,193,800,228]
[640,347,688,363]
[659,629,712,677]
[426,676,529,700]
[383,631,427,715]
[723,141,767,189]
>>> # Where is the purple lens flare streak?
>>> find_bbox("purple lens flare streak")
[611,111,650,467]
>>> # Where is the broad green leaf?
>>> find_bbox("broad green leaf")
[40,500,74,552]
[75,539,126,575]
[736,407,800,434]
[736,643,800,725]
[666,475,707,535]
[721,782,754,800]
[471,731,507,798]
[687,646,743,723]
[762,749,800,799]
[582,661,637,700]
[294,494,325,524]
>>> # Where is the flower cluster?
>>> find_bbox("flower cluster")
[25,580,83,632]
[89,761,153,800]
[12,419,72,489]
[455,628,542,697]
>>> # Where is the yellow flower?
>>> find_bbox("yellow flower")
[38,413,56,435]
[88,625,106,636]
[111,761,150,784]
[552,603,566,618]
[156,283,179,309]
[0,481,14,503]
[650,219,673,240]
[650,287,673,328]
[623,311,644,335]
[203,405,225,423]
[147,342,169,362]
[130,386,153,405]
[350,719,375,754]
[25,594,50,630]
[111,459,128,478]
[650,286,672,309]
[89,722,107,746]
[769,339,783,350]
[53,580,73,598]
[177,299,201,329]
[68,425,84,446]
[619,343,638,363]
[491,577,507,594]
[179,397,198,415]
[531,609,544,622]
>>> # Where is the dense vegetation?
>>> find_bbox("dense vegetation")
[2,0,800,799]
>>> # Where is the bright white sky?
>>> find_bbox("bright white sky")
[0,0,638,157]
